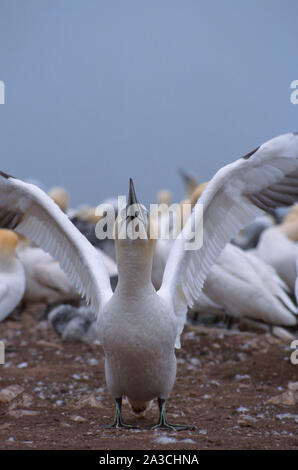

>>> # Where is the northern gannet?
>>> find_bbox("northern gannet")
[0,229,26,321]
[202,243,298,326]
[255,225,298,291]
[0,132,298,429]
[48,186,69,213]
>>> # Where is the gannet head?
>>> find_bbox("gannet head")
[0,229,18,261]
[48,186,69,213]
[115,178,157,246]
[114,179,157,283]
[157,189,172,206]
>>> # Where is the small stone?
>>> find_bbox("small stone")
[235,374,250,381]
[61,422,71,428]
[0,385,24,403]
[288,382,298,392]
[238,415,257,427]
[70,415,87,422]
[267,390,296,406]
[17,362,28,369]
[8,409,39,418]
[199,429,207,435]
[74,394,103,409]
[87,358,99,366]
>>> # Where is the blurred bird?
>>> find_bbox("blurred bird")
[255,225,298,292]
[202,243,298,326]
[231,214,275,250]
[16,236,80,305]
[178,169,198,198]
[0,230,25,321]
[48,186,69,213]
[49,304,97,343]
[0,132,298,429]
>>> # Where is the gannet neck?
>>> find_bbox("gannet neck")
[115,239,155,292]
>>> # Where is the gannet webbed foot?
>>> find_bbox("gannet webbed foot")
[152,398,196,431]
[105,397,139,429]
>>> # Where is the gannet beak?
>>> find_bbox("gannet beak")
[128,178,139,208]
[125,178,149,235]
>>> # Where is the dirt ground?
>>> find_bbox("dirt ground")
[0,305,297,450]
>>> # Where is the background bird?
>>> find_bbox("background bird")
[0,229,26,322]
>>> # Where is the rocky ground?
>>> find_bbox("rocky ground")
[0,305,297,450]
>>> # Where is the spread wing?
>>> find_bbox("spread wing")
[159,132,298,346]
[0,172,113,314]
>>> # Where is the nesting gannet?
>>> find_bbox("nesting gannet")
[202,243,298,325]
[255,225,298,292]
[16,237,80,305]
[48,186,69,213]
[1,132,298,429]
[0,230,25,321]
[231,214,275,250]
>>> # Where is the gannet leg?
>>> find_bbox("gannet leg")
[105,397,138,429]
[152,398,195,431]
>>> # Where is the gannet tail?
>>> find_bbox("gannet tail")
[127,399,152,416]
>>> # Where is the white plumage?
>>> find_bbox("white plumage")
[0,132,298,428]
[202,243,298,325]
[0,230,26,321]
[255,226,298,291]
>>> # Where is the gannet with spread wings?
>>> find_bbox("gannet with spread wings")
[0,132,298,429]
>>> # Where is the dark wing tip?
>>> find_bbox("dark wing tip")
[0,170,15,179]
[178,168,193,183]
[242,146,260,160]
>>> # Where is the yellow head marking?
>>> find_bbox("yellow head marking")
[0,229,18,258]
[48,186,69,212]
[157,190,172,206]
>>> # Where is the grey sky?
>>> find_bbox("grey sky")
[0,0,297,207]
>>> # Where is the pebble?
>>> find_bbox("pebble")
[237,406,249,413]
[0,385,24,403]
[17,362,28,369]
[70,415,87,423]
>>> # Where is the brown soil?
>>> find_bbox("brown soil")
[0,306,297,450]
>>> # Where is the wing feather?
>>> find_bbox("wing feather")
[0,173,112,314]
[159,132,298,346]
